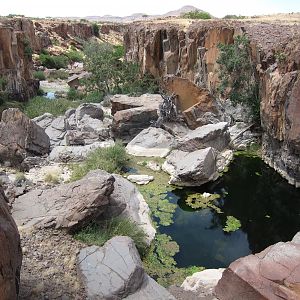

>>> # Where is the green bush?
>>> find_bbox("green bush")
[67,88,84,100]
[83,90,105,103]
[33,71,46,81]
[65,49,84,62]
[23,96,81,118]
[74,218,148,256]
[223,14,246,19]
[48,70,69,80]
[70,143,129,181]
[23,38,33,59]
[39,53,69,69]
[217,35,260,122]
[92,23,100,37]
[182,10,211,19]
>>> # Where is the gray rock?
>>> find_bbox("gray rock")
[77,115,111,139]
[75,103,104,121]
[216,150,233,173]
[85,170,156,244]
[126,127,175,158]
[12,173,114,232]
[229,122,257,150]
[176,122,230,152]
[163,148,218,186]
[77,237,144,299]
[65,130,99,146]
[65,108,76,118]
[292,232,300,244]
[161,122,191,138]
[124,275,176,300]
[33,113,54,129]
[0,109,50,167]
[45,116,67,146]
[48,140,114,162]
[127,175,154,185]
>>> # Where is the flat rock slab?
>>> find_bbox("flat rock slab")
[176,122,229,152]
[215,232,300,300]
[77,237,144,299]
[126,127,175,157]
[12,173,115,232]
[163,147,217,186]
[127,174,154,185]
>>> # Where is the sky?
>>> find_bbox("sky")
[1,0,300,18]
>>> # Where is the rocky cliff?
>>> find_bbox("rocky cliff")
[124,20,300,187]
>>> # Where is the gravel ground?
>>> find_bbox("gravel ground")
[19,228,87,300]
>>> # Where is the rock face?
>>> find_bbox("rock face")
[85,170,156,244]
[0,187,22,300]
[126,127,175,157]
[176,122,229,152]
[111,94,163,141]
[77,236,175,300]
[0,18,38,100]
[12,173,115,231]
[0,109,50,167]
[125,20,300,186]
[215,232,300,300]
[163,147,218,186]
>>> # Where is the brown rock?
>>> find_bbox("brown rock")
[0,187,22,300]
[0,108,50,167]
[12,173,115,232]
[215,233,300,300]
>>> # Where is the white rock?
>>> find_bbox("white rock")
[127,175,154,185]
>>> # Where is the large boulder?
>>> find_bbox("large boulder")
[85,171,156,244]
[75,103,104,121]
[162,147,218,186]
[77,236,175,300]
[215,232,300,300]
[111,94,163,142]
[12,173,115,232]
[0,108,50,167]
[0,187,22,300]
[126,127,175,157]
[176,122,230,152]
[48,140,114,162]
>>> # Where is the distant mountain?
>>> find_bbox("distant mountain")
[77,5,207,23]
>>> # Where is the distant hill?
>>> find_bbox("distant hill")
[69,5,209,23]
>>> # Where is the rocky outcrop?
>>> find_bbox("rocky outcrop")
[111,94,163,141]
[163,147,218,186]
[126,127,175,157]
[12,172,115,231]
[0,187,22,300]
[77,236,175,300]
[215,232,300,300]
[0,108,50,167]
[125,20,300,186]
[0,18,38,100]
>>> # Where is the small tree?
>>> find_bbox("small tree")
[182,10,211,19]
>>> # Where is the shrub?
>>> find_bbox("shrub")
[23,38,33,59]
[65,49,84,62]
[39,53,69,69]
[92,23,100,37]
[182,10,212,19]
[83,90,105,103]
[48,70,69,80]
[67,88,84,100]
[23,96,81,118]
[217,35,260,122]
[74,217,148,255]
[70,143,129,181]
[223,15,246,19]
[44,172,60,184]
[33,71,46,81]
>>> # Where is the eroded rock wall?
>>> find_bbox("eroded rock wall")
[124,20,300,186]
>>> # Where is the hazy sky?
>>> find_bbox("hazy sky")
[1,0,300,18]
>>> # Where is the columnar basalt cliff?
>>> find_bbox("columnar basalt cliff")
[0,18,38,100]
[124,20,300,186]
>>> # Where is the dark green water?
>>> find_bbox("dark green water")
[160,154,300,269]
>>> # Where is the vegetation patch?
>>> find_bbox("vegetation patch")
[70,143,129,181]
[182,10,212,19]
[223,216,241,232]
[65,49,84,62]
[48,70,69,80]
[74,217,148,256]
[23,96,81,118]
[217,35,260,122]
[39,53,69,69]
[185,192,221,213]
[33,71,46,81]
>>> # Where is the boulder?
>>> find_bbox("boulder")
[0,187,22,300]
[45,116,67,146]
[0,108,50,167]
[215,232,300,300]
[12,173,115,232]
[229,122,257,150]
[181,269,225,297]
[111,94,163,141]
[77,237,175,300]
[163,147,218,186]
[33,113,55,129]
[176,122,230,152]
[126,127,175,157]
[85,170,156,244]
[75,103,104,121]
[127,175,154,185]
[48,140,114,162]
